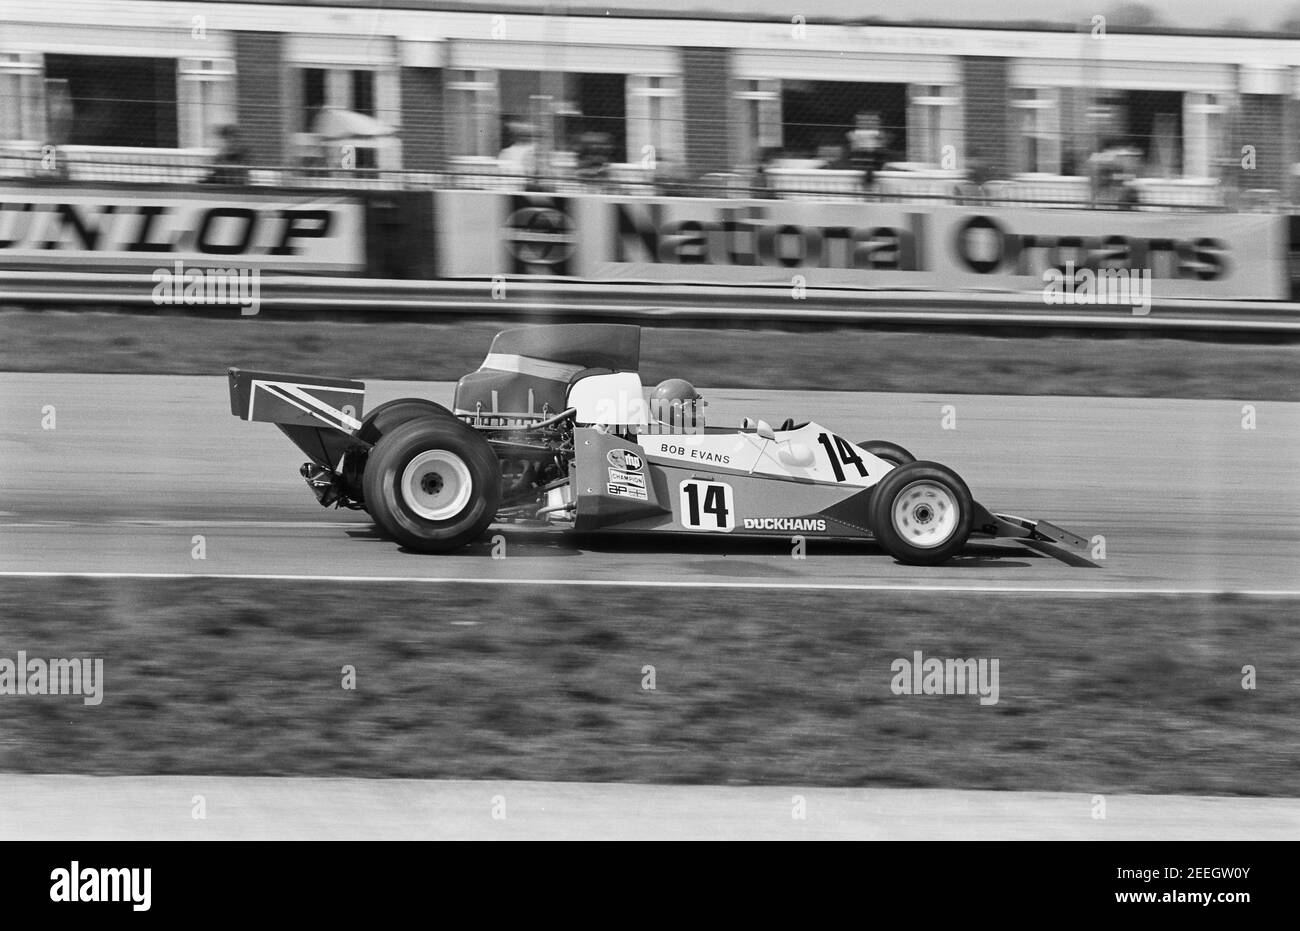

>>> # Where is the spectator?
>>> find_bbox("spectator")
[958,148,995,204]
[575,130,614,188]
[498,120,539,183]
[753,146,782,199]
[205,125,250,185]
[817,143,847,168]
[846,111,886,193]
[1088,138,1141,209]
[652,154,692,197]
[967,150,995,186]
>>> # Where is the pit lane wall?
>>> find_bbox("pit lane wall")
[436,191,1291,301]
[0,182,1291,302]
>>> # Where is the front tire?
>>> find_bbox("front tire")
[363,417,501,552]
[868,461,973,565]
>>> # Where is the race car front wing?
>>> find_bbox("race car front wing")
[971,504,1101,568]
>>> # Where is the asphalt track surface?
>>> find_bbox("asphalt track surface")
[3,374,1298,839]
[4,775,1297,840]
[2,374,1298,593]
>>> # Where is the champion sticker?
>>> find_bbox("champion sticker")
[608,468,646,488]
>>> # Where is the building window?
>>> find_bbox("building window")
[299,67,379,132]
[1010,86,1061,174]
[446,69,498,157]
[734,78,781,168]
[906,84,961,167]
[447,69,630,165]
[44,54,178,148]
[351,70,375,117]
[1089,89,1184,177]
[496,69,560,157]
[0,53,45,143]
[293,64,396,169]
[570,72,626,164]
[628,74,683,169]
[1183,92,1227,179]
[495,70,629,163]
[178,58,235,149]
[302,68,327,132]
[780,80,907,164]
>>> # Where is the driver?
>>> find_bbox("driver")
[649,378,706,434]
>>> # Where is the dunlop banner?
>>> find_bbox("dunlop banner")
[0,186,365,272]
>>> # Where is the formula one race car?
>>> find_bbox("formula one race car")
[228,324,1096,566]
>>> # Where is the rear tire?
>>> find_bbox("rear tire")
[868,461,973,565]
[354,399,460,511]
[856,440,916,467]
[359,398,458,446]
[363,417,501,552]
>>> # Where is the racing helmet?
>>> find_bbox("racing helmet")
[650,378,706,433]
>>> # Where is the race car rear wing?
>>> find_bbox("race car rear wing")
[228,368,368,473]
[228,368,365,434]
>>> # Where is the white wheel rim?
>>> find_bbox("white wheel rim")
[890,480,959,549]
[400,450,473,521]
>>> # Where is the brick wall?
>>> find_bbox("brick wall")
[232,31,286,166]
[961,56,1010,177]
[399,67,445,173]
[1235,93,1286,193]
[680,47,731,177]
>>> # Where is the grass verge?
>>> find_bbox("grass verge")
[2,309,1299,399]
[0,578,1292,794]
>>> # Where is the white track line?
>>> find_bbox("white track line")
[1,570,1298,596]
[4,520,364,530]
[3,776,1296,840]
